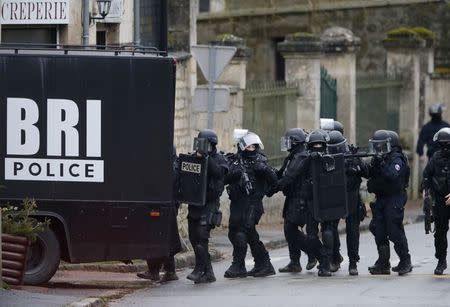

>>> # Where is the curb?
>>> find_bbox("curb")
[68,297,105,307]
[59,248,222,273]
[67,289,132,307]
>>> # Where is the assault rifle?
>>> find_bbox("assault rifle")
[239,157,253,195]
[423,190,434,234]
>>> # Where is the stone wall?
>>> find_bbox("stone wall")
[198,1,449,80]
[426,76,450,123]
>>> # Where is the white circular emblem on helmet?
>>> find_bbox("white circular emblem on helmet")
[395,164,400,171]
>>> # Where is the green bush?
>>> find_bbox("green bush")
[1,199,50,242]
[411,27,436,41]
[386,28,418,39]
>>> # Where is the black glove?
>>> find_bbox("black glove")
[310,151,322,159]
[228,165,243,178]
[359,202,367,222]
[254,162,268,174]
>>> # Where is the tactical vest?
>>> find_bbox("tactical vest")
[205,152,227,202]
[430,151,450,196]
[368,151,410,197]
[282,151,308,199]
[300,158,314,200]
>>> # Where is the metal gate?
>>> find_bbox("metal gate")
[320,67,337,119]
[356,76,403,147]
[243,81,299,166]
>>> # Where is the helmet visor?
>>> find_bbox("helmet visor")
[193,137,212,154]
[238,132,264,151]
[369,139,391,155]
[280,136,292,152]
[327,140,349,154]
[233,129,249,144]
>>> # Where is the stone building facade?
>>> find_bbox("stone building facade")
[0,0,134,46]
[198,0,450,80]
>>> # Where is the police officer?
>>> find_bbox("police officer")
[422,127,450,275]
[187,130,228,284]
[224,132,278,278]
[416,103,450,160]
[367,130,412,275]
[137,145,182,282]
[320,120,345,272]
[298,129,333,277]
[276,128,317,273]
[328,131,368,275]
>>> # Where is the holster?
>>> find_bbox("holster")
[206,210,222,227]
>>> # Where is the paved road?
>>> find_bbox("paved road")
[110,222,449,307]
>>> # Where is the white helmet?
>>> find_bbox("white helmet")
[238,132,264,151]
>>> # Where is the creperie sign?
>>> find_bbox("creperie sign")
[0,0,69,25]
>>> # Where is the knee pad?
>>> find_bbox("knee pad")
[322,230,334,249]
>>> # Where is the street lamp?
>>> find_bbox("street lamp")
[90,0,112,21]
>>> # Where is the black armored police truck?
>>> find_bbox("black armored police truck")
[0,45,176,285]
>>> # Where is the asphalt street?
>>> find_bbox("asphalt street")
[110,222,450,307]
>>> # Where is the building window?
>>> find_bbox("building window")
[274,37,285,81]
[2,27,57,47]
[199,0,210,12]
[97,31,106,49]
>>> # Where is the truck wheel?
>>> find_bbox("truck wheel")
[23,228,61,285]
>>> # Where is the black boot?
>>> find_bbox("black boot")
[434,259,447,275]
[224,262,247,278]
[369,245,391,275]
[396,255,412,276]
[196,256,216,284]
[247,260,264,277]
[187,245,206,283]
[306,255,318,270]
[330,254,343,273]
[349,261,358,276]
[279,259,302,273]
[391,264,399,272]
[137,270,160,281]
[318,261,332,277]
[160,271,179,282]
[253,260,276,277]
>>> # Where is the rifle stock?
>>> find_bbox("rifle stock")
[424,192,434,234]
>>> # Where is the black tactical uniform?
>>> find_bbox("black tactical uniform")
[422,127,450,275]
[320,120,345,273]
[367,130,412,276]
[187,130,228,284]
[328,131,368,275]
[301,129,333,277]
[416,103,450,159]
[224,132,277,278]
[137,146,182,282]
[276,128,317,273]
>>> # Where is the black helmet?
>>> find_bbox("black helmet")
[281,128,307,151]
[369,130,392,155]
[327,130,349,154]
[306,129,329,152]
[198,129,218,145]
[433,127,450,144]
[194,129,218,153]
[386,130,400,148]
[429,103,445,116]
[334,121,344,134]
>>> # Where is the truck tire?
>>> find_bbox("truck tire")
[23,228,61,285]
